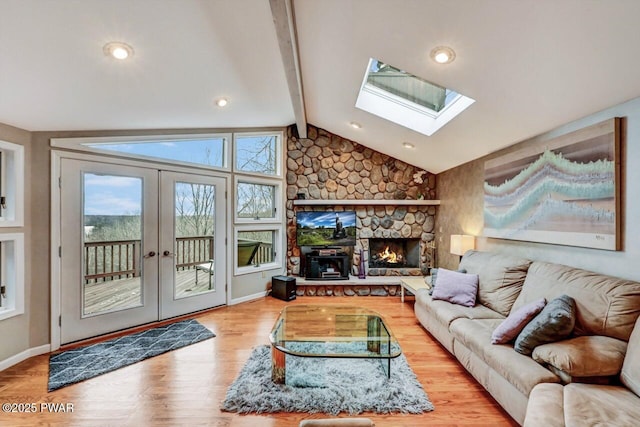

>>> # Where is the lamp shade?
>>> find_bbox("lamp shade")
[450,234,475,256]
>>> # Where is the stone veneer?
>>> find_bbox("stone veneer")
[286,124,437,293]
[295,283,400,297]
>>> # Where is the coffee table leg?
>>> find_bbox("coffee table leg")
[272,346,286,384]
[366,316,381,353]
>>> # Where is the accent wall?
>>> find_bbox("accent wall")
[436,97,640,281]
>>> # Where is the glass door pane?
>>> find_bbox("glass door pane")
[83,173,143,315]
[159,172,226,319]
[60,159,158,344]
[174,181,216,297]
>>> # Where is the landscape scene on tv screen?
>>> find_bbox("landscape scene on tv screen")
[296,211,357,246]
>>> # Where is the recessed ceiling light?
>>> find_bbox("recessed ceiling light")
[103,41,134,60]
[402,142,415,149]
[430,46,456,64]
[350,121,362,129]
[215,98,229,107]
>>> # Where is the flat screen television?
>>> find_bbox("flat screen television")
[296,211,357,247]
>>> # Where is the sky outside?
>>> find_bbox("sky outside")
[82,136,274,216]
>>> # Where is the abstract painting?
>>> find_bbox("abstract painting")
[483,118,621,250]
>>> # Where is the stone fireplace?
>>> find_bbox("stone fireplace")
[285,124,438,293]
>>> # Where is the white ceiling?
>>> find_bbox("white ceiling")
[2,1,640,173]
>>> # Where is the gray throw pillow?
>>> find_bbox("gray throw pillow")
[428,269,438,295]
[429,267,466,295]
[514,294,576,356]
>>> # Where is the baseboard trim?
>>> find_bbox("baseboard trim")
[230,291,268,305]
[0,344,51,372]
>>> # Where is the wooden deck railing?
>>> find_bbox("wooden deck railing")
[254,243,273,265]
[84,239,140,283]
[175,236,214,270]
[84,236,273,283]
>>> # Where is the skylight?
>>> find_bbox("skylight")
[355,58,474,136]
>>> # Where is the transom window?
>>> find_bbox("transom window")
[52,134,229,170]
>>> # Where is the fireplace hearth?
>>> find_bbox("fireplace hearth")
[368,238,420,269]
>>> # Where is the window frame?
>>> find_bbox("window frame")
[0,140,25,227]
[51,133,232,173]
[51,130,286,284]
[0,233,25,321]
[233,175,282,224]
[232,131,283,178]
[233,225,282,276]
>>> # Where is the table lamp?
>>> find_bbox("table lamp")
[450,234,475,261]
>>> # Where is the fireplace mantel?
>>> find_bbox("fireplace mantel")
[292,199,440,206]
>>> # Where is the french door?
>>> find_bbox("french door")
[59,159,226,344]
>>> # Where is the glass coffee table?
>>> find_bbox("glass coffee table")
[269,305,401,384]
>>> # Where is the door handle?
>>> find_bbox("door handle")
[144,251,156,258]
[163,250,175,257]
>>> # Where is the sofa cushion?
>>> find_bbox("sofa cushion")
[564,383,640,426]
[491,298,546,344]
[415,290,504,330]
[450,318,560,395]
[532,335,627,378]
[621,316,640,397]
[459,250,531,316]
[431,268,478,307]
[514,295,576,356]
[511,261,640,341]
[523,383,565,427]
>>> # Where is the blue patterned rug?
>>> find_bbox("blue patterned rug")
[48,319,214,391]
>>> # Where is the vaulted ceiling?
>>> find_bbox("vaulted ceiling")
[2,0,640,173]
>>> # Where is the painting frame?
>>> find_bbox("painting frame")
[483,118,621,251]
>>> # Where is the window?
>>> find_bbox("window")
[52,131,285,279]
[52,134,230,170]
[0,233,25,321]
[234,133,280,176]
[0,140,25,227]
[233,132,283,276]
[355,58,475,136]
[236,181,277,220]
[234,227,280,275]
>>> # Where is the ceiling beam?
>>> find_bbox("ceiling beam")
[270,0,307,138]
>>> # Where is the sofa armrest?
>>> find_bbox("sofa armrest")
[532,335,627,378]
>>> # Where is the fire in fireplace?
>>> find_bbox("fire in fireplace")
[368,238,420,269]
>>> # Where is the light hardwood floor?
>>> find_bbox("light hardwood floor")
[0,296,518,426]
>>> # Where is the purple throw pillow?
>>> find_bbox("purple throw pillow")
[431,268,479,307]
[491,298,547,344]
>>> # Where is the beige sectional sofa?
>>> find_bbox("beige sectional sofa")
[413,250,640,426]
[524,315,640,426]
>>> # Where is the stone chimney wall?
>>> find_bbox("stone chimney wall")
[286,124,437,276]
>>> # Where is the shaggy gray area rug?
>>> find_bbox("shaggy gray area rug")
[222,344,434,415]
[48,319,214,391]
